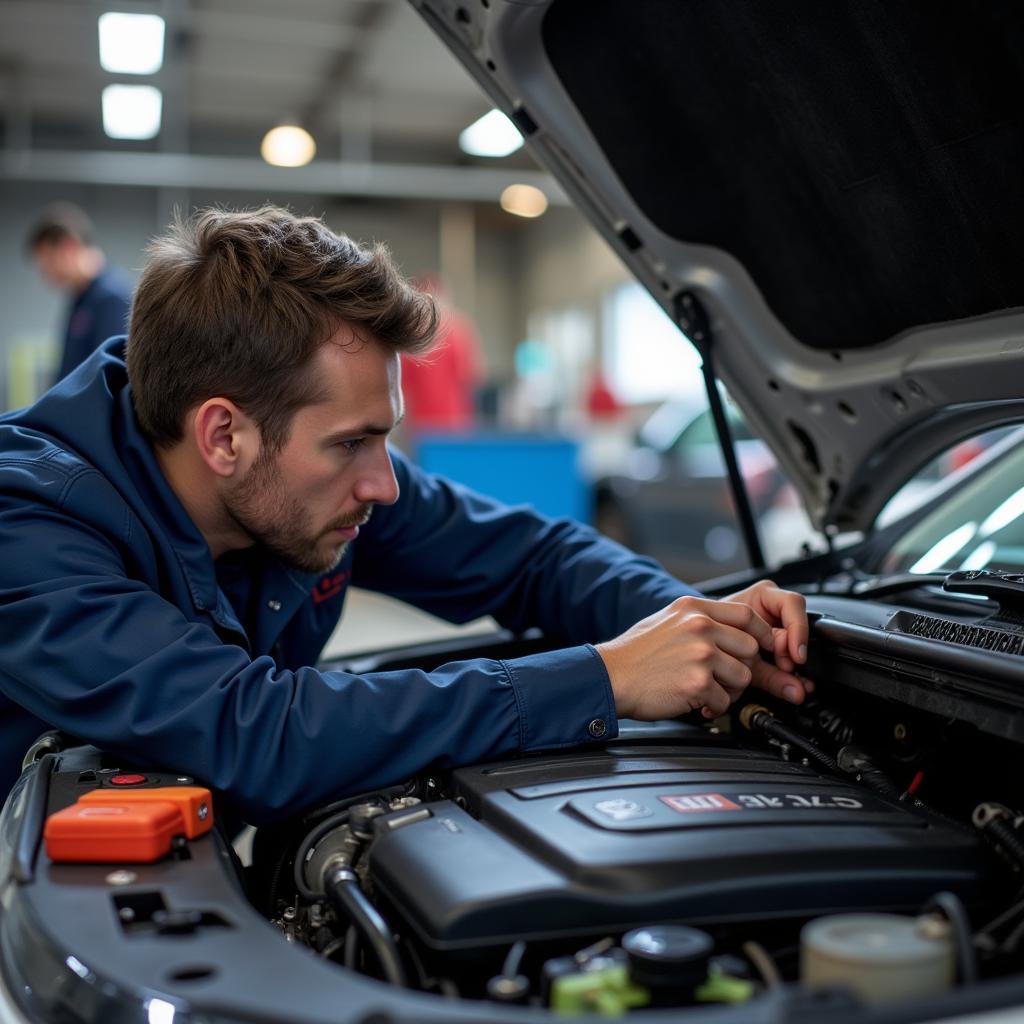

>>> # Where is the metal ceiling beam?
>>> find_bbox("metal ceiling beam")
[300,1,391,135]
[0,148,568,204]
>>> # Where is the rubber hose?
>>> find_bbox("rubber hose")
[291,788,405,903]
[743,706,841,775]
[325,866,408,988]
[855,765,903,801]
[922,892,978,985]
[293,808,352,901]
[985,817,1024,872]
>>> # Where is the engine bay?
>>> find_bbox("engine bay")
[7,585,1024,1022]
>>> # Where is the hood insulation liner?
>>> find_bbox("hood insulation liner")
[542,0,1024,350]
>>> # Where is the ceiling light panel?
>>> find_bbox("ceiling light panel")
[98,12,166,75]
[102,84,162,139]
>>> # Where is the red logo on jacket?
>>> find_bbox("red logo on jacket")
[312,570,350,604]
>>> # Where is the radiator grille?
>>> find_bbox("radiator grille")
[906,614,1024,656]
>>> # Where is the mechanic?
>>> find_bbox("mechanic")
[0,206,811,823]
[25,202,133,383]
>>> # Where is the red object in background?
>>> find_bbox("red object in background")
[949,437,985,472]
[401,308,483,433]
[585,370,623,418]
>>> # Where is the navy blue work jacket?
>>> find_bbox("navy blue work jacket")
[0,339,695,822]
[57,265,132,382]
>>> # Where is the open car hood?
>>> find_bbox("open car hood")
[412,0,1024,531]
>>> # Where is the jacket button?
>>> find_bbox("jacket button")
[267,600,282,611]
[588,718,607,739]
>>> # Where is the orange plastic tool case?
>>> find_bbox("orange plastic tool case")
[44,786,214,863]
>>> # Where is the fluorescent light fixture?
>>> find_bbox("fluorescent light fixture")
[500,184,548,218]
[145,998,176,1024]
[459,109,523,158]
[261,125,317,167]
[102,84,162,140]
[98,12,165,75]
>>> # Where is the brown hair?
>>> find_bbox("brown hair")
[25,202,95,252]
[126,206,437,450]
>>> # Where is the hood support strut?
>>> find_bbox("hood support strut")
[676,292,766,572]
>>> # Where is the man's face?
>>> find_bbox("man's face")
[223,329,403,574]
[32,239,77,290]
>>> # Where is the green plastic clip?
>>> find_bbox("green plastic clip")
[551,964,650,1016]
[695,970,755,1004]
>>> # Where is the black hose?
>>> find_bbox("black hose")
[325,865,408,987]
[744,707,972,836]
[815,707,855,747]
[985,817,1024,872]
[835,745,971,834]
[344,924,359,970]
[302,783,409,828]
[741,705,841,775]
[858,765,903,802]
[262,785,408,908]
[292,808,352,901]
[922,892,977,985]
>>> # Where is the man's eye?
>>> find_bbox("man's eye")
[339,438,366,454]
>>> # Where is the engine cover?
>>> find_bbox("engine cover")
[367,729,987,952]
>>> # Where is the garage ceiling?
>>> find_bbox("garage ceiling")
[0,0,560,201]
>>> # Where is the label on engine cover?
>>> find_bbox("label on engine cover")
[659,793,741,813]
[659,791,864,813]
[573,784,916,832]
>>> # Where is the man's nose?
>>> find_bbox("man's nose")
[354,446,400,506]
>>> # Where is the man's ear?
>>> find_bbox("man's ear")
[192,398,259,478]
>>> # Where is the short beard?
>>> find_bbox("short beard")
[224,448,371,574]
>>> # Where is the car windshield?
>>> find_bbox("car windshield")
[881,437,1024,575]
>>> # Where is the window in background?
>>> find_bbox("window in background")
[519,306,594,427]
[602,282,703,404]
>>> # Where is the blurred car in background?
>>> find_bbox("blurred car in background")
[596,396,1001,584]
[595,394,816,581]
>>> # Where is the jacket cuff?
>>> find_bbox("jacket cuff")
[500,644,618,751]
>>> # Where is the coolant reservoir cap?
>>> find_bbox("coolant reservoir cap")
[622,925,714,989]
[801,913,954,1005]
[803,913,951,965]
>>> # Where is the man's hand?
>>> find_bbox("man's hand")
[723,579,813,706]
[596,595,776,721]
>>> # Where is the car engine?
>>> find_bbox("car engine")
[252,595,1024,1016]
[370,735,985,953]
